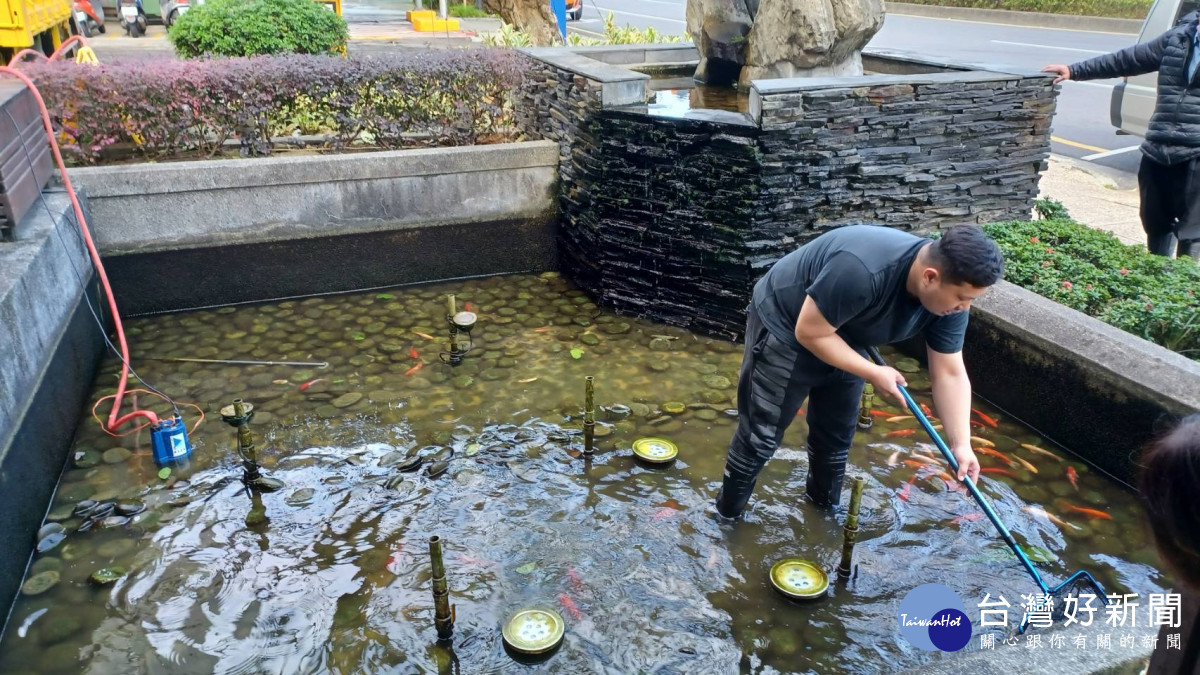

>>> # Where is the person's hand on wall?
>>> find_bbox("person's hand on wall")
[1041,65,1071,83]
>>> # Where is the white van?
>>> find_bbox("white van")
[1111,0,1200,136]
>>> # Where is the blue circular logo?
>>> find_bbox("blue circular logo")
[898,583,973,652]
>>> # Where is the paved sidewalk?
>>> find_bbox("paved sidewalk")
[1038,154,1144,247]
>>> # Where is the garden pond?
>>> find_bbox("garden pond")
[0,272,1169,674]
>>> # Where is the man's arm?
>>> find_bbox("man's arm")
[794,296,909,409]
[927,346,980,482]
[1051,30,1172,82]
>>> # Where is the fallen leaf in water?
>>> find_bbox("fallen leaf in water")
[570,348,584,360]
[516,562,536,575]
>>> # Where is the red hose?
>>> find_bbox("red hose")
[0,61,160,430]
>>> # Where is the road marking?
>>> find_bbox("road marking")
[992,40,1107,54]
[569,25,607,38]
[1051,136,1109,153]
[1082,145,1141,160]
[586,7,685,23]
[887,11,1137,36]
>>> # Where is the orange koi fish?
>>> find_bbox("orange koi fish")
[885,429,917,438]
[952,512,984,525]
[1023,505,1079,530]
[897,472,920,502]
[409,347,419,359]
[887,415,914,423]
[970,436,995,448]
[533,326,553,333]
[404,361,424,376]
[1062,503,1112,520]
[1011,455,1039,474]
[465,302,474,312]
[1020,443,1062,461]
[971,408,999,428]
[920,403,934,418]
[567,567,583,591]
[906,454,943,467]
[980,467,1017,479]
[299,378,324,391]
[797,407,806,416]
[413,331,436,340]
[870,410,895,418]
[975,447,1011,465]
[558,593,583,620]
[1066,466,1079,491]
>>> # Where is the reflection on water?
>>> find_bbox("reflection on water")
[647,82,749,117]
[0,272,1168,674]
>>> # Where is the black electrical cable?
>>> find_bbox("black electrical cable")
[3,105,181,419]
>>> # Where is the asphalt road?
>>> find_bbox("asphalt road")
[569,0,1149,181]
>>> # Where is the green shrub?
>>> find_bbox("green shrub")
[982,219,1199,361]
[899,0,1152,20]
[448,4,492,17]
[169,0,348,58]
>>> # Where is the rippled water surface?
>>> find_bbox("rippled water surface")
[0,272,1168,674]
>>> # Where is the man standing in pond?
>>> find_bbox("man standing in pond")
[715,224,1003,520]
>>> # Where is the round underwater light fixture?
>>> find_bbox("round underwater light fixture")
[452,311,477,331]
[632,437,678,464]
[769,559,829,601]
[502,607,565,655]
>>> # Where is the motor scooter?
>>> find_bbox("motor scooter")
[73,0,106,37]
[119,0,148,37]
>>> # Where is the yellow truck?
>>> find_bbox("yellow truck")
[0,0,76,62]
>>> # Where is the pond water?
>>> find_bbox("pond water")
[0,272,1169,674]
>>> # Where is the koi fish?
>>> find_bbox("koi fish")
[797,407,806,416]
[906,455,943,467]
[1011,455,1039,474]
[299,378,324,391]
[897,472,921,502]
[386,550,404,575]
[518,377,539,383]
[658,498,682,510]
[971,408,999,428]
[558,593,583,620]
[533,327,553,333]
[980,467,1017,479]
[272,379,290,385]
[1066,466,1079,491]
[885,429,917,438]
[404,361,424,376]
[567,567,583,591]
[1061,503,1112,520]
[409,347,419,359]
[870,410,895,418]
[652,507,677,521]
[413,331,436,340]
[903,459,929,470]
[920,403,934,418]
[887,450,901,467]
[1023,505,1080,530]
[1020,443,1062,461]
[952,512,984,525]
[970,436,995,448]
[887,415,914,423]
[465,302,474,312]
[975,447,1012,465]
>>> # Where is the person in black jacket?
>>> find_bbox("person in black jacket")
[1043,10,1200,261]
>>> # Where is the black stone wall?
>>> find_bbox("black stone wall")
[519,53,1056,340]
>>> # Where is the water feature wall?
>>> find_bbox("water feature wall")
[518,45,1056,339]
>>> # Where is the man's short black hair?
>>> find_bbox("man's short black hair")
[928,225,1004,287]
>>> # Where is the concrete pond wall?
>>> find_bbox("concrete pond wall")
[0,53,1198,672]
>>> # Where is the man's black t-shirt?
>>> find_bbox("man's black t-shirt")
[751,224,969,354]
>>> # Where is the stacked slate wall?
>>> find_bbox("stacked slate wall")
[518,48,1057,339]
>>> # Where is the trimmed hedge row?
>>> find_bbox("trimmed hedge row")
[25,51,526,164]
[983,218,1199,361]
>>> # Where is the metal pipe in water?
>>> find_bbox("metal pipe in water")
[857,383,875,430]
[838,476,866,579]
[583,376,595,456]
[429,535,455,641]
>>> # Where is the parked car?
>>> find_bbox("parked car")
[1111,0,1200,137]
[567,0,581,21]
